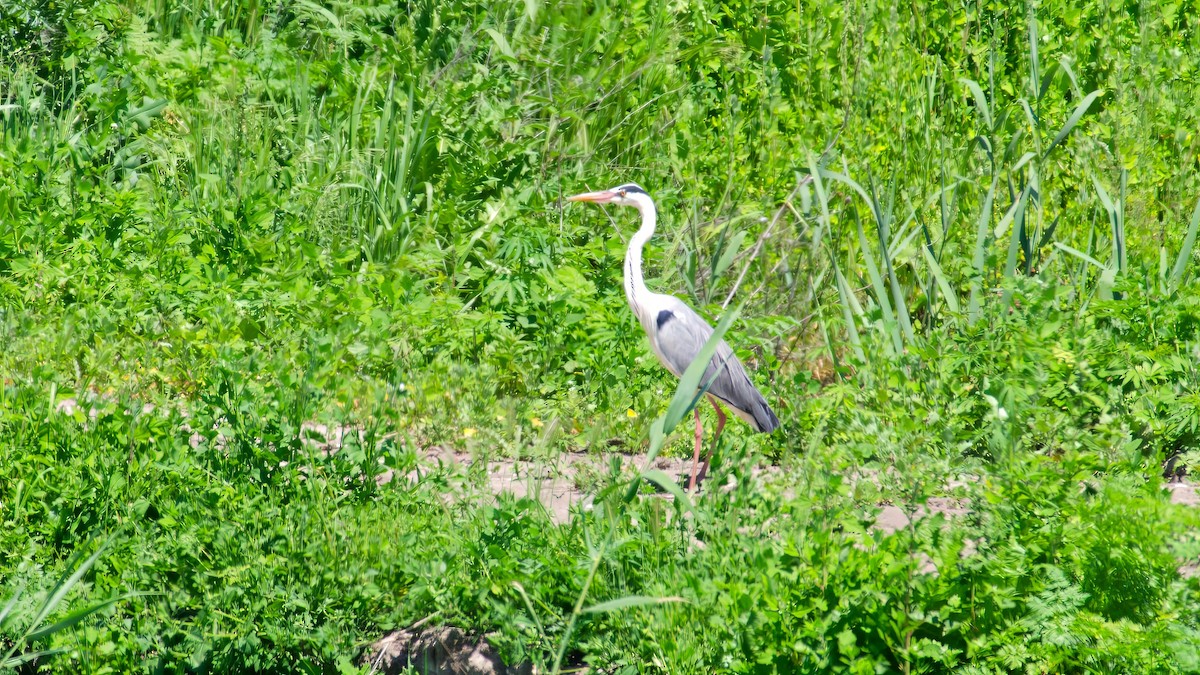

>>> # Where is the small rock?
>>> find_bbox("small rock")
[362,626,532,675]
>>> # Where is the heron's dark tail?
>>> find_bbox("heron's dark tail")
[753,399,780,433]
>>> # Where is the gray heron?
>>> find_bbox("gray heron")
[568,183,780,492]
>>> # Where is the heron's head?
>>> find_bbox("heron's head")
[567,183,651,209]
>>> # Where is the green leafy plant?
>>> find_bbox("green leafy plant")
[3,0,1200,671]
[1,540,137,670]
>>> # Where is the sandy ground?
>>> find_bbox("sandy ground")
[52,400,1200,573]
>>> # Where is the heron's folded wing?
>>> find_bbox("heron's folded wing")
[653,304,750,403]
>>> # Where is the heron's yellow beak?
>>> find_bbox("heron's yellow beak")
[567,190,617,203]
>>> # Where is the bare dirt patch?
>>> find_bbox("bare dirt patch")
[299,422,1200,535]
[378,446,697,525]
[871,497,973,535]
[1167,480,1199,507]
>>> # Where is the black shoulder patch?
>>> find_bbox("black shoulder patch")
[656,309,674,330]
[618,183,647,195]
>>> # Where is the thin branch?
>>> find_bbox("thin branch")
[720,176,810,309]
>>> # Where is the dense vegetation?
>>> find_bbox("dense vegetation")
[3,0,1200,671]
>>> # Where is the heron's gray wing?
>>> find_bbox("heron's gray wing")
[651,301,780,433]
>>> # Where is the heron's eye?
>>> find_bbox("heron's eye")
[619,190,627,197]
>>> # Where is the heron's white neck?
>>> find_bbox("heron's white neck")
[624,195,657,312]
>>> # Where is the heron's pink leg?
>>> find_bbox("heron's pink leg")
[688,407,703,493]
[695,399,727,487]
[711,398,727,439]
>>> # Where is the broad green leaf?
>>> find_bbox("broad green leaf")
[624,417,669,505]
[1000,187,1030,312]
[1037,61,1061,101]
[1018,99,1039,140]
[1036,213,1061,252]
[884,247,915,347]
[125,97,168,131]
[887,222,922,266]
[1169,196,1200,289]
[647,417,666,454]
[822,168,904,353]
[712,230,747,282]
[1092,174,1126,274]
[960,78,992,130]
[638,469,693,513]
[1092,175,1116,214]
[1043,90,1104,159]
[1160,246,1170,290]
[0,586,22,630]
[968,176,997,324]
[993,192,1023,239]
[808,153,833,242]
[833,260,865,362]
[1028,9,1040,100]
[921,247,960,314]
[484,28,516,59]
[1053,242,1106,269]
[294,0,341,30]
[26,593,143,642]
[29,541,110,631]
[856,213,902,354]
[1011,151,1038,174]
[819,169,875,222]
[2,648,69,669]
[1059,56,1083,96]
[839,248,867,319]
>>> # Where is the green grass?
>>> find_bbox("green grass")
[3,0,1200,671]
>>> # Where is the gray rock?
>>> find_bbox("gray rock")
[362,626,533,675]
